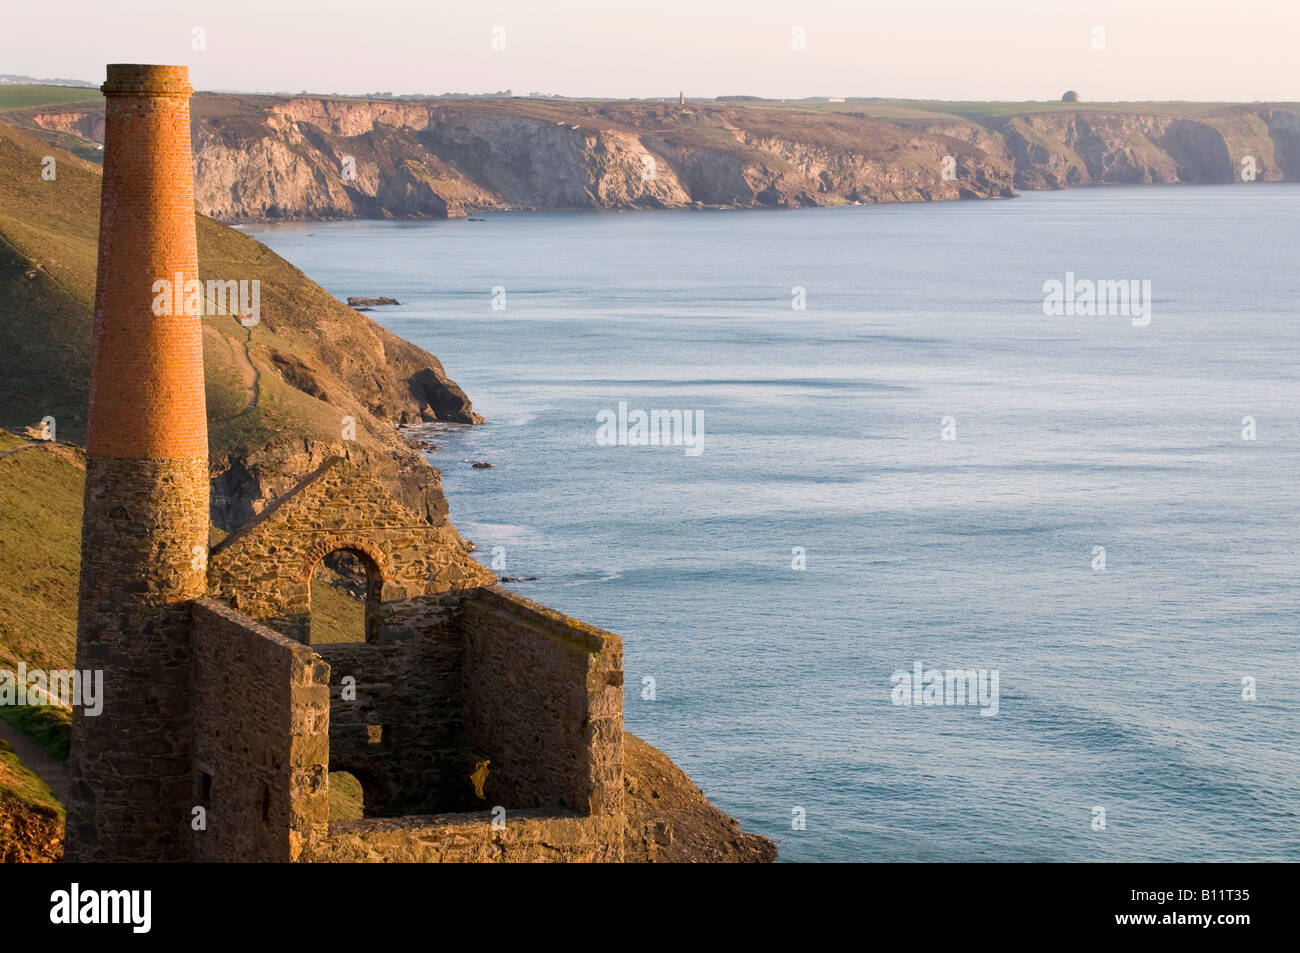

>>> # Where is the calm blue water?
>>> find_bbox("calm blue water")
[250,186,1300,862]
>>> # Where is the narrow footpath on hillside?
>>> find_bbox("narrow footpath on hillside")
[0,717,69,805]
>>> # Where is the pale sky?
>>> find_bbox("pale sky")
[3,0,1297,102]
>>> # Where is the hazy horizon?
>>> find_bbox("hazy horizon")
[10,75,1300,106]
[2,0,1296,103]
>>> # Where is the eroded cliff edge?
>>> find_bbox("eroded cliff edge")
[186,99,1300,218]
[8,94,1297,221]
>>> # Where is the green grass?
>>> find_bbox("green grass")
[0,123,102,442]
[0,439,84,674]
[0,739,64,817]
[22,126,103,164]
[328,771,364,821]
[745,97,1300,129]
[0,85,101,111]
[309,573,367,644]
[0,704,71,761]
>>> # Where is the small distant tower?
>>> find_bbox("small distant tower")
[679,91,685,106]
[65,64,210,862]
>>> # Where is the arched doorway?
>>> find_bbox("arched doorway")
[327,765,388,820]
[328,770,365,821]
[308,546,383,644]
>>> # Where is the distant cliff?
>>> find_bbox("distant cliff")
[180,96,1019,219]
[6,95,1293,222]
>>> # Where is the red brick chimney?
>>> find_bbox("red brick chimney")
[66,64,210,862]
[87,63,207,459]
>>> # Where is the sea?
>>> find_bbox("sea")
[248,184,1300,862]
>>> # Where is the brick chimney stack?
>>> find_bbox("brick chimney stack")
[65,64,209,862]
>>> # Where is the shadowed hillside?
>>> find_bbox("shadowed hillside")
[0,120,479,530]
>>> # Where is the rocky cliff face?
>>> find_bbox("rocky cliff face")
[182,99,1300,220]
[623,733,777,862]
[11,95,1297,221]
[978,111,1283,189]
[23,109,103,142]
[182,96,1025,218]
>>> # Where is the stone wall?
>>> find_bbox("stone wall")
[207,458,494,642]
[313,588,625,824]
[307,811,624,863]
[66,456,209,862]
[201,457,626,862]
[459,587,624,817]
[314,600,474,816]
[191,599,330,862]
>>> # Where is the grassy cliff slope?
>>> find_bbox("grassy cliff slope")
[0,120,480,531]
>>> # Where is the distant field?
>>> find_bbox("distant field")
[748,98,1300,124]
[302,93,1297,125]
[0,84,101,110]
[10,82,1290,123]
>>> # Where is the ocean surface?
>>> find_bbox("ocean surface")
[249,185,1300,862]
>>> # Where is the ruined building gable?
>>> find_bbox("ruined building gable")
[207,455,495,641]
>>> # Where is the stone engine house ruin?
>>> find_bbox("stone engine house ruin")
[64,65,625,862]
